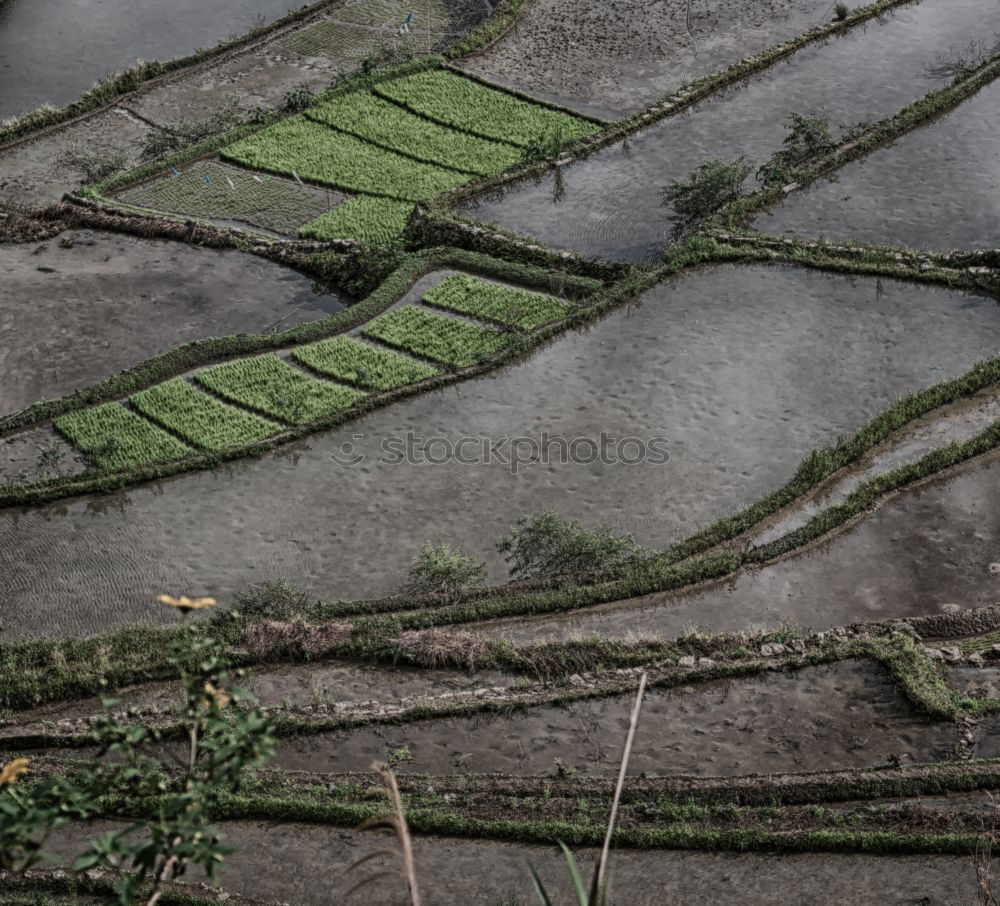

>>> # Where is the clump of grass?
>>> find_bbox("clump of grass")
[239,618,353,661]
[757,112,837,186]
[834,2,850,21]
[396,628,491,670]
[401,542,486,598]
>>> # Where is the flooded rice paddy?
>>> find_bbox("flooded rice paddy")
[4,265,999,640]
[272,660,958,775]
[460,0,997,261]
[483,450,1000,643]
[43,818,976,905]
[0,230,343,416]
[754,76,1000,249]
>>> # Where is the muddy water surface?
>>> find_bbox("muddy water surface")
[484,451,1000,643]
[5,266,1000,640]
[461,0,998,260]
[0,230,342,416]
[271,660,957,775]
[755,77,1000,249]
[0,0,301,118]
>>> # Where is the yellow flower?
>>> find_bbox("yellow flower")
[0,758,30,787]
[156,594,218,611]
[203,683,230,709]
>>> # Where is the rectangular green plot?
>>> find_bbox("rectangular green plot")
[194,355,365,425]
[373,69,601,148]
[131,379,279,452]
[306,91,522,177]
[298,195,415,245]
[421,273,568,330]
[54,403,192,471]
[221,116,469,202]
[115,161,333,235]
[292,336,441,390]
[362,305,511,367]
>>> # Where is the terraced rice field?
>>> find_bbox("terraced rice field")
[6,0,1000,903]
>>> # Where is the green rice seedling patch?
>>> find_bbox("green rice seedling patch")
[279,20,385,61]
[292,336,441,390]
[54,403,192,471]
[297,195,415,244]
[221,116,468,201]
[421,273,568,329]
[130,379,279,452]
[194,355,365,425]
[305,91,522,176]
[361,304,511,367]
[114,161,333,235]
[373,69,600,147]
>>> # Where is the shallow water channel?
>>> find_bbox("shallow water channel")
[3,265,999,640]
[461,0,997,261]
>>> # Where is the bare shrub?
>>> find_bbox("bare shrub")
[240,618,352,661]
[397,629,490,670]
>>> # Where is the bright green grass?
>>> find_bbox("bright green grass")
[195,355,365,425]
[421,273,568,329]
[298,195,415,244]
[221,116,468,202]
[362,305,511,367]
[114,161,333,235]
[292,336,441,390]
[130,379,279,452]
[373,69,600,148]
[305,91,522,176]
[54,403,192,471]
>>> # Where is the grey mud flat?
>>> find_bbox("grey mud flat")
[481,450,1000,644]
[0,229,343,416]
[754,76,1000,249]
[41,820,977,905]
[5,264,1000,639]
[460,0,834,115]
[268,659,959,776]
[461,0,997,261]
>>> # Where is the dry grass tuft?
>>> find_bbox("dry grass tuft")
[240,618,353,661]
[397,628,490,670]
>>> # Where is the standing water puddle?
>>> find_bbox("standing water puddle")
[460,0,996,261]
[3,265,999,640]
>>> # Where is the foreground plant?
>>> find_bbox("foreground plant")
[530,673,648,905]
[757,112,837,186]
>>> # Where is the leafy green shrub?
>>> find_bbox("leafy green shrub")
[520,124,568,164]
[421,273,568,330]
[131,378,279,451]
[757,112,837,185]
[292,336,440,390]
[497,511,649,580]
[54,403,191,470]
[402,542,486,597]
[662,156,753,236]
[283,81,318,113]
[306,91,522,176]
[362,305,511,367]
[221,116,468,201]
[374,69,599,148]
[194,354,365,425]
[298,195,416,244]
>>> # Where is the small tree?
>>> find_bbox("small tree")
[497,512,648,581]
[757,112,837,186]
[402,542,486,598]
[662,156,753,237]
